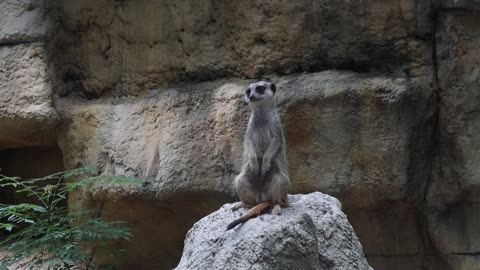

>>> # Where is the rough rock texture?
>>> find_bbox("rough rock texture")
[48,0,432,97]
[57,71,432,208]
[43,4,436,268]
[55,69,433,269]
[426,3,480,269]
[435,0,480,10]
[0,0,50,44]
[0,0,56,149]
[175,193,372,270]
[0,43,58,149]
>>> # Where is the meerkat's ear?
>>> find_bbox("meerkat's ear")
[270,83,276,94]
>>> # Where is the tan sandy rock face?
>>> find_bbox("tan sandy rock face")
[1,0,480,270]
[56,71,433,269]
[57,71,431,207]
[0,0,57,149]
[0,43,58,149]
[49,0,432,97]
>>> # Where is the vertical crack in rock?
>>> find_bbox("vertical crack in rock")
[416,4,453,270]
[424,3,480,269]
[427,0,441,204]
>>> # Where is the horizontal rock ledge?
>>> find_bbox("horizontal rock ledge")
[57,70,432,209]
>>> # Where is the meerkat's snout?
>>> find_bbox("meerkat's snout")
[245,88,256,101]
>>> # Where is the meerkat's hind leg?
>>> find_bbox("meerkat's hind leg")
[233,172,257,211]
[266,171,290,216]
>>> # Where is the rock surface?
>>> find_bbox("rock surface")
[0,0,56,149]
[56,70,433,269]
[427,6,480,269]
[49,0,432,97]
[175,192,372,270]
[56,70,431,210]
[0,43,57,149]
[1,0,480,270]
[0,0,50,44]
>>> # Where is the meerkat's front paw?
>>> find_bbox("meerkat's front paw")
[261,159,271,176]
[231,202,250,211]
[249,157,259,172]
[271,204,282,215]
[231,202,243,211]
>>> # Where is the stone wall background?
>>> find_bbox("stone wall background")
[1,0,479,269]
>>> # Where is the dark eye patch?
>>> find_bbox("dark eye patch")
[246,88,251,96]
[255,85,265,94]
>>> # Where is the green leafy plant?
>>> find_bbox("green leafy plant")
[0,167,134,270]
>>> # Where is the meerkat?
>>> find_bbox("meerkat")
[227,80,291,230]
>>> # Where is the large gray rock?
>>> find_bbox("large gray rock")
[175,192,372,270]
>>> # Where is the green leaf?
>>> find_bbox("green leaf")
[0,223,15,231]
[32,205,47,213]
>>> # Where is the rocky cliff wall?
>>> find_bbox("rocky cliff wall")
[0,0,479,269]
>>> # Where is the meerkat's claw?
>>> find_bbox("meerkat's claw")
[271,204,282,215]
[231,202,251,211]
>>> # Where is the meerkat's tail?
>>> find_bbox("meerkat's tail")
[226,201,273,230]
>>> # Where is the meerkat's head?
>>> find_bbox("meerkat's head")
[245,81,276,108]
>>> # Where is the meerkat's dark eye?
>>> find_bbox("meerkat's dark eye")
[246,88,251,96]
[255,85,265,95]
[270,83,276,93]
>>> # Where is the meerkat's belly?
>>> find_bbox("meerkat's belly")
[251,127,272,157]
